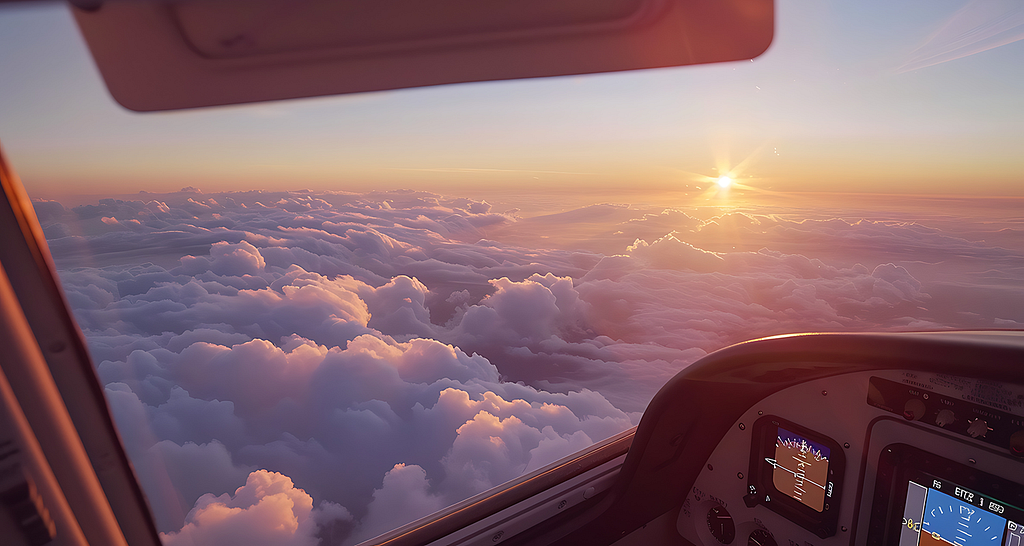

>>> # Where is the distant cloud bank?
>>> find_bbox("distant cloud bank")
[34,189,1024,544]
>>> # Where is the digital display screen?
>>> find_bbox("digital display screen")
[772,427,832,512]
[898,476,1024,546]
[748,416,845,538]
[868,443,1024,546]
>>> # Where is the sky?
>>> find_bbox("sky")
[0,0,1023,198]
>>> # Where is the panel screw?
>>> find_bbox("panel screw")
[821,390,828,396]
[844,442,850,449]
[707,464,714,471]
[492,530,504,542]
[737,472,744,479]
[738,423,745,430]
[557,500,567,509]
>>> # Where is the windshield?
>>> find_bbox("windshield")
[1,1,1022,544]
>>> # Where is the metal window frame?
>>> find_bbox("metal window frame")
[0,147,162,546]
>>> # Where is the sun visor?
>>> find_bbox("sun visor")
[71,0,773,111]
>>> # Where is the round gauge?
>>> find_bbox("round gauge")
[747,529,777,546]
[706,505,735,543]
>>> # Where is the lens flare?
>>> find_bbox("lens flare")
[716,176,732,189]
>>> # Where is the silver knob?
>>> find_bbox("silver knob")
[967,418,990,438]
[935,409,955,427]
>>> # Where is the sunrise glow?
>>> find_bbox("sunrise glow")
[4,1,1024,544]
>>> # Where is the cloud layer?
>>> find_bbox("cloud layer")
[35,189,1024,544]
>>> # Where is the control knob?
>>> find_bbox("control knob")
[967,418,991,438]
[935,409,955,428]
[903,399,926,421]
[1010,431,1024,457]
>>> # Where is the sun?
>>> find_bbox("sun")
[716,175,732,189]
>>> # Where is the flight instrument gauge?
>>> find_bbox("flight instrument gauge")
[868,444,1024,545]
[746,416,846,538]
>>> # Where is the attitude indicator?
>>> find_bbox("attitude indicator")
[770,427,831,512]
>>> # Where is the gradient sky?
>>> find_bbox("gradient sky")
[0,0,1022,198]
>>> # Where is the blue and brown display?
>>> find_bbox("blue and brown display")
[771,427,832,512]
[747,416,845,538]
[900,478,1021,546]
[870,444,1024,545]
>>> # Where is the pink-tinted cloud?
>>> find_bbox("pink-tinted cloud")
[31,189,1024,544]
[161,470,350,546]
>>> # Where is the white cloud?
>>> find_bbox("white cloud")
[32,189,1024,544]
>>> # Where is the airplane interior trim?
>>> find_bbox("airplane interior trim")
[518,331,1024,546]
[1,148,162,546]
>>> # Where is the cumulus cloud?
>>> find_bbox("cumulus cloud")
[161,470,350,546]
[31,189,1024,544]
[350,464,443,544]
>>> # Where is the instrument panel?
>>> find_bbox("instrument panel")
[675,369,1024,546]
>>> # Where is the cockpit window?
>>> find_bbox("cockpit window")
[1,0,1022,544]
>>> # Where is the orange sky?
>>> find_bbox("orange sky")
[1,1,1022,199]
